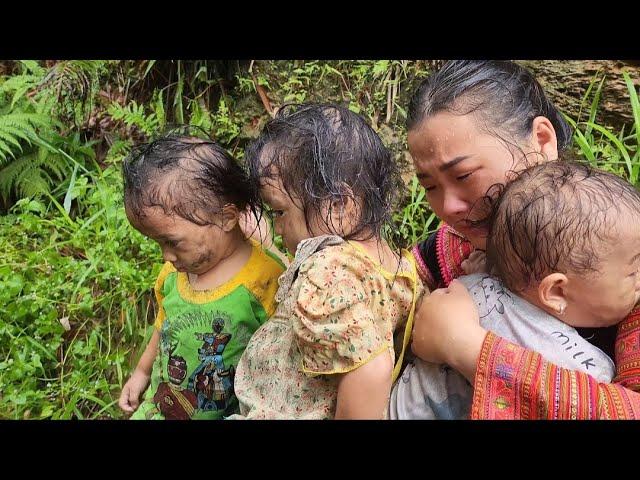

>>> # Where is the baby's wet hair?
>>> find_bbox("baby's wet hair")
[245,103,399,241]
[123,131,256,226]
[486,160,640,292]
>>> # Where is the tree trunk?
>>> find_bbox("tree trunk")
[517,60,640,132]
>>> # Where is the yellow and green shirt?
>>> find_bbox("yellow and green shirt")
[132,240,285,420]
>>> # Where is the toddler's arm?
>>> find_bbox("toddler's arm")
[335,351,393,419]
[118,329,160,414]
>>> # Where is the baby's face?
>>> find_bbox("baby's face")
[563,218,640,327]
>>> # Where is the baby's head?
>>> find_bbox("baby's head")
[123,133,255,274]
[487,160,640,327]
[245,103,398,254]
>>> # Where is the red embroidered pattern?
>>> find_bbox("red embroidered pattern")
[471,332,640,419]
[613,307,640,391]
[435,224,474,287]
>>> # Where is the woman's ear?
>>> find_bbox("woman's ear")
[530,116,559,162]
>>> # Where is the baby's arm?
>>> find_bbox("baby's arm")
[411,280,485,382]
[118,329,160,414]
[335,351,392,419]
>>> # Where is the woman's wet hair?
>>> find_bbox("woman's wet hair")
[407,60,572,155]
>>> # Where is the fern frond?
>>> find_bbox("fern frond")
[15,164,49,198]
[19,60,46,76]
[0,138,17,162]
[0,112,52,164]
[0,151,36,199]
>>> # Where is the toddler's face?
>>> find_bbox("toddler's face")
[127,206,233,275]
[259,177,319,255]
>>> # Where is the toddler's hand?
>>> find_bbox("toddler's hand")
[118,369,150,414]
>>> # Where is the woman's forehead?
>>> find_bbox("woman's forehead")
[409,113,480,155]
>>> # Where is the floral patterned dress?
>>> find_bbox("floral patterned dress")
[231,235,421,419]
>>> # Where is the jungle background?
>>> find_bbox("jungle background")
[1,59,638,419]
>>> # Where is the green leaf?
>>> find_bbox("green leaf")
[586,122,633,178]
[63,164,78,214]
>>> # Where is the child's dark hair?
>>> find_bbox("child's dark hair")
[486,161,640,292]
[245,103,399,241]
[123,132,256,226]
[407,60,572,158]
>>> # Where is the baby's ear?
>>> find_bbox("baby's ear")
[220,203,240,232]
[537,272,568,316]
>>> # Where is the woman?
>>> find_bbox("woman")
[406,60,640,419]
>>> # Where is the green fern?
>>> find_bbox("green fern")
[0,61,108,202]
[152,89,166,129]
[41,60,110,125]
[211,98,240,144]
[188,97,213,132]
[108,100,159,136]
[18,60,46,76]
[0,112,51,164]
[0,74,42,110]
[0,146,67,200]
[104,139,133,165]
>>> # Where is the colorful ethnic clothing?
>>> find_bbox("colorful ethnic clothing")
[411,223,474,291]
[471,309,640,419]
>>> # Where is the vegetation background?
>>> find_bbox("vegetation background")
[1,59,638,419]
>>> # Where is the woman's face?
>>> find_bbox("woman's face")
[408,111,557,250]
